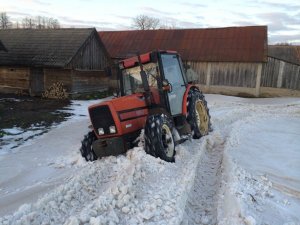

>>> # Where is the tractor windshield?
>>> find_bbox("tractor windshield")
[122,62,159,95]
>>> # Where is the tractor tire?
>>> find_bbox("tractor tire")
[80,131,98,161]
[144,114,176,162]
[187,89,211,139]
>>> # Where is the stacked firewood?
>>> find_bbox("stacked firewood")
[42,82,68,99]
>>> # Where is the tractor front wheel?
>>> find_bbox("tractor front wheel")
[80,131,98,161]
[187,89,211,139]
[144,114,176,162]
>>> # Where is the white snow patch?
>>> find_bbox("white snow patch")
[213,95,300,225]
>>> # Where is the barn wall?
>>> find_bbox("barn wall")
[0,67,30,93]
[185,61,258,88]
[29,67,44,96]
[67,33,110,70]
[44,68,72,92]
[44,68,110,93]
[71,70,110,93]
[184,61,207,84]
[262,57,300,90]
[210,62,258,88]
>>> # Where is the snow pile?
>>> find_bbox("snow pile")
[0,130,216,224]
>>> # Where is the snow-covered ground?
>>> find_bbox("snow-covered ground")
[0,94,299,225]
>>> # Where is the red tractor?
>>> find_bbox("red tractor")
[80,50,211,162]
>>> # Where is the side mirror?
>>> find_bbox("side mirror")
[162,79,172,92]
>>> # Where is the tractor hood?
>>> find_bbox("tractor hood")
[88,93,149,138]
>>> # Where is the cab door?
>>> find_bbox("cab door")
[160,54,186,116]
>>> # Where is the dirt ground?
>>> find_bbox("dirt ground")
[0,94,72,145]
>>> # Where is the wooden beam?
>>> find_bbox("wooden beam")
[255,63,262,96]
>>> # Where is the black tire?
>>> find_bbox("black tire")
[80,131,98,161]
[187,89,211,139]
[144,114,176,162]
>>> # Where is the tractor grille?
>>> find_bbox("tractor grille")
[89,105,116,135]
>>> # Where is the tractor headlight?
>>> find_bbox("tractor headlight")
[109,125,116,134]
[98,128,105,135]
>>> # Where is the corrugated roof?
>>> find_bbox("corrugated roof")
[0,28,95,67]
[99,26,268,62]
[268,45,300,65]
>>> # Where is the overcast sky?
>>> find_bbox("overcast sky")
[1,0,300,44]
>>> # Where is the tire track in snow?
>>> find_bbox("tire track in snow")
[182,134,224,225]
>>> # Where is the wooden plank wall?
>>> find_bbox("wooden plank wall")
[184,61,207,84]
[282,63,300,90]
[67,33,110,70]
[185,61,258,88]
[210,62,257,88]
[261,57,280,88]
[262,57,300,90]
[44,69,109,93]
[0,67,30,91]
[71,70,109,93]
[44,68,72,91]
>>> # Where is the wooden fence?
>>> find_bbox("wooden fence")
[185,58,300,97]
[262,57,300,90]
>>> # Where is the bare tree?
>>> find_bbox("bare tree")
[275,42,292,46]
[22,17,36,29]
[0,12,11,29]
[15,20,20,29]
[132,15,160,30]
[47,18,60,29]
[160,20,180,29]
[21,16,60,29]
[36,16,45,29]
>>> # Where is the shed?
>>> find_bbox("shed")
[99,26,268,97]
[0,28,111,96]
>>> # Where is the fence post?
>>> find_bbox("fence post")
[277,61,285,88]
[206,63,211,90]
[255,63,262,97]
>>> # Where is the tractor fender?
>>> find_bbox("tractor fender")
[182,84,201,116]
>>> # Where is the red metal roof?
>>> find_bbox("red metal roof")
[99,26,268,62]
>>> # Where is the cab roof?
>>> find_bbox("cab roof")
[119,50,177,69]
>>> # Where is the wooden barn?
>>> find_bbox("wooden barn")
[99,26,268,97]
[0,28,111,96]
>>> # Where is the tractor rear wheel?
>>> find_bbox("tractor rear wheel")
[144,114,176,162]
[187,89,211,139]
[80,131,98,161]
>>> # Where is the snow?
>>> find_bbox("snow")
[210,95,300,225]
[0,94,300,225]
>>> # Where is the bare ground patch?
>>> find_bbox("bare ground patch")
[0,94,72,150]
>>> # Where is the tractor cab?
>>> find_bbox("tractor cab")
[118,51,188,116]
